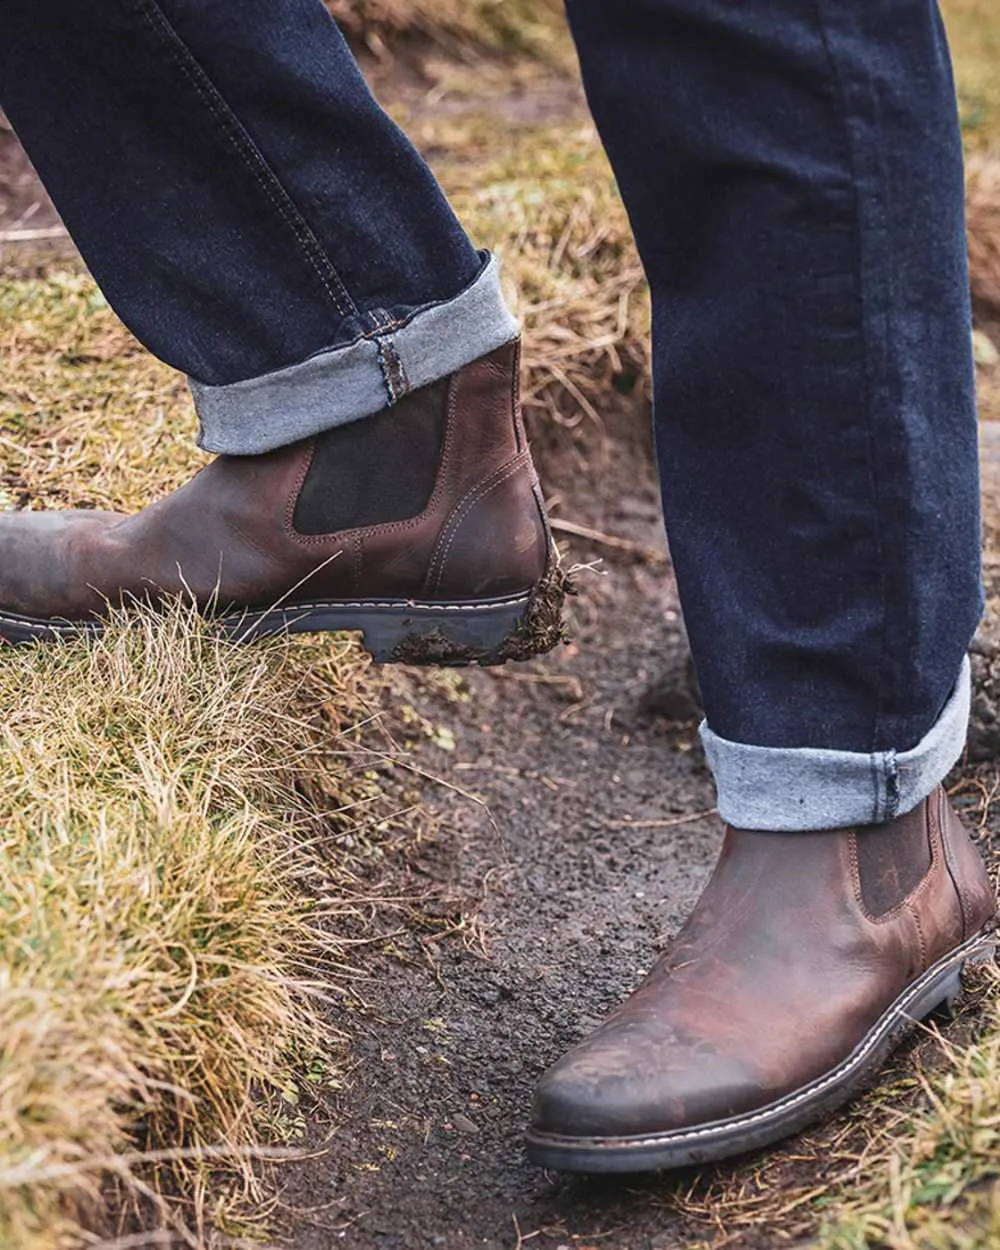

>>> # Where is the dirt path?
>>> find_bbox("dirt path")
[279,408,727,1250]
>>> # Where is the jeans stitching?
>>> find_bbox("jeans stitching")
[376,335,410,404]
[810,0,891,754]
[132,0,356,320]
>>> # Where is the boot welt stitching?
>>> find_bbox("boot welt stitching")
[528,929,992,1151]
[0,593,534,633]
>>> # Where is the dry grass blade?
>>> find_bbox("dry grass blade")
[0,601,373,1249]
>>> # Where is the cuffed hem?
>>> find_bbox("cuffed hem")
[700,656,971,831]
[190,253,520,455]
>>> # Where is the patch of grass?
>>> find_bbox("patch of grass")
[415,115,649,443]
[0,272,204,512]
[942,0,1000,152]
[0,602,358,1248]
[817,975,1000,1249]
[326,0,571,66]
[0,273,398,1246]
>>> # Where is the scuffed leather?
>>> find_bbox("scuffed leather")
[532,788,996,1139]
[0,341,550,620]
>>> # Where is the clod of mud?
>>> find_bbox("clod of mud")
[390,558,575,666]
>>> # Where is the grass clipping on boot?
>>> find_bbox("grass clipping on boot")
[0,601,342,1248]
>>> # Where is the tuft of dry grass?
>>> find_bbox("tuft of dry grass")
[0,601,362,1248]
[414,116,649,443]
[0,273,394,1247]
[943,0,1000,153]
[0,272,204,512]
[325,0,571,66]
[817,971,1000,1249]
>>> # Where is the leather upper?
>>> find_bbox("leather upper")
[531,788,997,1139]
[0,341,550,620]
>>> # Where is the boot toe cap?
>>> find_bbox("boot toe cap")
[531,1039,765,1141]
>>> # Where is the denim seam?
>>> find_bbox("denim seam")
[376,334,410,404]
[364,316,410,337]
[700,657,969,830]
[192,257,519,455]
[810,0,891,754]
[132,0,356,321]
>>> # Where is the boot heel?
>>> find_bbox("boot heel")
[228,563,569,664]
[963,938,997,968]
[940,965,965,1015]
[362,563,569,666]
[937,938,996,1016]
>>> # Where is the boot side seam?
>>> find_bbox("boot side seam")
[936,790,974,941]
[849,814,942,926]
[510,339,525,454]
[425,452,533,594]
[904,900,928,970]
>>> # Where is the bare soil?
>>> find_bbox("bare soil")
[0,124,62,237]
[275,405,731,1250]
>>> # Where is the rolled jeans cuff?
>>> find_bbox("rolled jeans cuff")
[700,656,971,831]
[190,253,519,455]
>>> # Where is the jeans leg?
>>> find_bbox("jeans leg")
[566,0,981,828]
[0,0,516,451]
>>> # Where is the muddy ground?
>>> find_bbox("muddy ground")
[278,403,732,1250]
[3,97,1000,1250]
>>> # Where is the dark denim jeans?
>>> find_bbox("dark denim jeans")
[0,0,980,828]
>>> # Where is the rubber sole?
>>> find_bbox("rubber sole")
[0,579,566,667]
[524,929,996,1174]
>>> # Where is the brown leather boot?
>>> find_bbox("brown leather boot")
[0,341,565,663]
[526,786,997,1172]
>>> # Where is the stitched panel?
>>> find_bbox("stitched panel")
[855,803,932,918]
